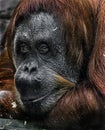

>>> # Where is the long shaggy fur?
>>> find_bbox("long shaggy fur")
[0,0,105,129]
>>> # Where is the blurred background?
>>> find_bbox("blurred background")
[0,0,19,43]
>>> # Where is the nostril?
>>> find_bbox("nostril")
[23,65,37,74]
[24,66,29,72]
[30,67,37,74]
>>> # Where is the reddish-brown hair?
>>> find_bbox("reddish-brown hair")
[2,0,94,62]
[1,0,105,94]
[0,0,105,127]
[89,0,105,94]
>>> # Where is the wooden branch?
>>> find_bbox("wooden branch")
[0,118,45,130]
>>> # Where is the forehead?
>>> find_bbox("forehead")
[15,12,62,40]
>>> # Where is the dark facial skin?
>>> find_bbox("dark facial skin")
[13,12,79,117]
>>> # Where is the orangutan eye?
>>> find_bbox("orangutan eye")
[20,44,29,53]
[37,43,49,54]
